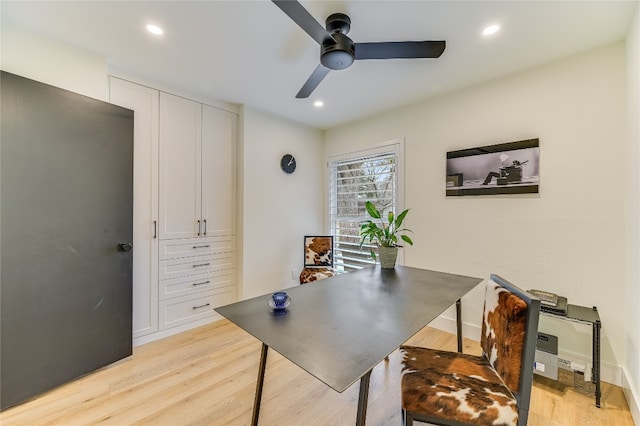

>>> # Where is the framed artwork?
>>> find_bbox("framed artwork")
[446,138,539,196]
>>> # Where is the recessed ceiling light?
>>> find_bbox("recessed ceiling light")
[314,100,324,108]
[482,24,500,36]
[146,24,163,35]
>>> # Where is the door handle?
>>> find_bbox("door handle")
[117,242,133,252]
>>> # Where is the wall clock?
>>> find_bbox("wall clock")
[280,154,296,174]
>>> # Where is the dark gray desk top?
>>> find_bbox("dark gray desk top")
[215,265,482,392]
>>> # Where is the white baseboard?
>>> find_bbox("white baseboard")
[429,314,481,342]
[623,367,640,425]
[429,314,623,387]
[133,313,225,347]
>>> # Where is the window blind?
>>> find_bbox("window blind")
[329,149,399,272]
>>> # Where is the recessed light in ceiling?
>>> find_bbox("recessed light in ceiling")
[482,24,500,36]
[314,100,324,108]
[146,24,163,35]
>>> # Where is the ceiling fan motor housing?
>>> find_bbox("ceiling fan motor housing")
[320,12,355,70]
[321,33,355,70]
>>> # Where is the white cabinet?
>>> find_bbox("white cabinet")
[109,77,159,339]
[159,93,202,239]
[158,237,236,330]
[157,93,237,332]
[160,289,236,330]
[159,94,236,239]
[158,235,235,259]
[202,105,236,236]
[109,78,237,342]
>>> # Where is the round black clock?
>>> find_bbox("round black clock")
[280,154,296,174]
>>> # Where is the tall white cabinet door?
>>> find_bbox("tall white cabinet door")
[159,92,202,239]
[109,77,159,338]
[201,105,236,237]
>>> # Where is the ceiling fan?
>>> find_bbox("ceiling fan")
[272,0,446,99]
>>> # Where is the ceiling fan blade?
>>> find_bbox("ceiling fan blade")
[354,41,446,60]
[272,0,329,45]
[296,64,330,98]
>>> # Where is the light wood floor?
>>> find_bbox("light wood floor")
[1,319,634,425]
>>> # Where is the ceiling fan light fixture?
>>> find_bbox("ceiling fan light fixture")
[482,24,500,36]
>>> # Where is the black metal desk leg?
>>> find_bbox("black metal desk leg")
[252,343,269,426]
[355,370,372,426]
[456,299,463,353]
[593,319,601,408]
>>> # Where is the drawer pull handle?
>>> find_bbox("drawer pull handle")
[192,280,210,286]
[192,303,211,310]
[192,245,211,249]
[192,263,211,268]
[204,219,207,236]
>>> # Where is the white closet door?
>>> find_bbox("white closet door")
[201,104,236,237]
[109,77,159,338]
[159,92,202,239]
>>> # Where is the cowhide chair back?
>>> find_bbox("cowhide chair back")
[299,236,336,284]
[400,274,540,426]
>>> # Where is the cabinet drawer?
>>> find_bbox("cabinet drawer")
[160,269,234,300]
[159,288,236,330]
[159,236,235,260]
[159,254,235,281]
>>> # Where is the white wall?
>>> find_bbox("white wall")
[325,43,627,384]
[240,106,324,299]
[1,24,107,100]
[624,3,640,422]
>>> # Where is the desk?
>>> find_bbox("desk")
[215,265,482,425]
[540,304,601,408]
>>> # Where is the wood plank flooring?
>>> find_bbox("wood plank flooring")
[1,319,633,425]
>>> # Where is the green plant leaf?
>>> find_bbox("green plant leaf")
[365,201,381,219]
[395,209,409,228]
[401,234,414,246]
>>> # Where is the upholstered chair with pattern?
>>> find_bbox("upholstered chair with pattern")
[400,274,540,426]
[299,236,336,284]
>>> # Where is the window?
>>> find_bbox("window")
[328,141,404,273]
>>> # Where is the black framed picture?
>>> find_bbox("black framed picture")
[446,138,540,196]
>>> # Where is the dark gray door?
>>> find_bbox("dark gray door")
[1,71,134,410]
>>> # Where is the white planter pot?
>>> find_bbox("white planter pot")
[378,246,398,269]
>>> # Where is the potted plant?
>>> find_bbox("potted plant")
[359,201,413,268]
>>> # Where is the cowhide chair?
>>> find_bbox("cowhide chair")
[400,274,540,426]
[299,236,336,284]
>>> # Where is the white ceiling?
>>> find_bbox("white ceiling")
[1,1,636,129]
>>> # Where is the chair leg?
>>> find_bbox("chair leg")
[402,409,413,426]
